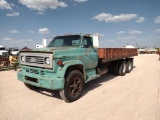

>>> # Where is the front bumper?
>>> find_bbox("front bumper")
[17,69,65,90]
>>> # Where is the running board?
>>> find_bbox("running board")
[86,74,100,82]
[85,69,100,82]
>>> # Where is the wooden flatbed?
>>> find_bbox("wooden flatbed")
[98,48,138,62]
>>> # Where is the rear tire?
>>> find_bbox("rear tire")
[118,60,126,76]
[126,60,133,73]
[113,61,119,75]
[59,70,84,102]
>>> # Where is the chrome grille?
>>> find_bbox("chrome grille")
[25,56,45,64]
[20,52,53,69]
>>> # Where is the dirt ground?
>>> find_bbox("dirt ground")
[0,54,160,120]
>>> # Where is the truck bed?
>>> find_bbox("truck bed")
[98,48,138,62]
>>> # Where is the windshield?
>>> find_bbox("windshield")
[9,48,19,51]
[48,35,81,47]
[0,47,5,50]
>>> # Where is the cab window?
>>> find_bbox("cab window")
[82,36,93,48]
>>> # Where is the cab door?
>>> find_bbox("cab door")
[80,36,98,70]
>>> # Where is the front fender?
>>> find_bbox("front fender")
[56,60,86,80]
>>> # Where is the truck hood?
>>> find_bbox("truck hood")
[21,47,72,53]
[20,47,79,60]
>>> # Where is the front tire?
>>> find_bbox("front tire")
[59,70,84,102]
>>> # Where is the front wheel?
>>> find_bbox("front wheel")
[59,70,84,102]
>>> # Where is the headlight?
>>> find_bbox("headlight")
[21,56,25,62]
[45,57,50,65]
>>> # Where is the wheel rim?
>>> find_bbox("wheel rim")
[128,62,132,71]
[69,77,82,96]
[123,63,126,73]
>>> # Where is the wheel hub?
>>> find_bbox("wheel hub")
[70,77,81,95]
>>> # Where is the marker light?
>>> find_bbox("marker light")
[57,60,63,66]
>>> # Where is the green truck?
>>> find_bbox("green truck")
[17,34,137,102]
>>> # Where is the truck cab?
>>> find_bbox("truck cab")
[47,34,98,70]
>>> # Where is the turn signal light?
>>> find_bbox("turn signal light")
[57,60,63,66]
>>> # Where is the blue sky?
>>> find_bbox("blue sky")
[0,0,160,48]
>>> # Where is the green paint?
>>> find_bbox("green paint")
[17,34,98,90]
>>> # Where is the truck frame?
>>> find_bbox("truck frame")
[17,34,137,102]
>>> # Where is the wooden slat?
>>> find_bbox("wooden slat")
[98,48,138,61]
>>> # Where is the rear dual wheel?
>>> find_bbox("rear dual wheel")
[112,60,126,76]
[113,61,119,75]
[126,60,133,73]
[113,59,133,76]
[118,61,127,76]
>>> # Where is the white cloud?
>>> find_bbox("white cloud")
[93,33,105,36]
[155,29,160,33]
[92,13,138,23]
[2,38,14,41]
[37,11,44,15]
[118,36,137,40]
[11,3,19,8]
[6,12,19,16]
[136,17,145,23]
[11,3,15,7]
[20,39,33,42]
[117,31,125,34]
[0,38,37,49]
[26,39,33,42]
[155,16,160,23]
[38,28,50,34]
[128,30,143,34]
[28,30,34,34]
[74,0,88,3]
[108,40,115,42]
[59,1,68,7]
[19,0,67,12]
[10,30,19,33]
[0,0,12,10]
